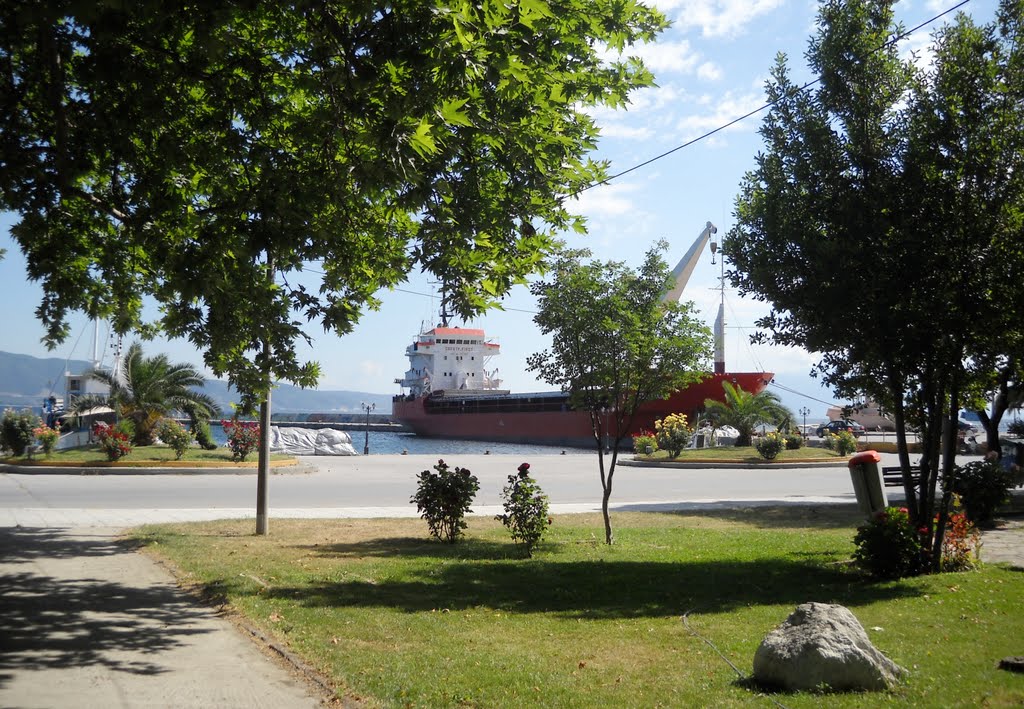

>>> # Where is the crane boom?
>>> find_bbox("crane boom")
[662,221,717,303]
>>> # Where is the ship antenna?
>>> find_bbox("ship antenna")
[438,288,452,328]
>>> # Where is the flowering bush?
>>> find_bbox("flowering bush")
[496,462,551,557]
[654,414,692,458]
[784,433,803,450]
[93,421,132,461]
[2,408,41,456]
[940,502,981,572]
[852,507,924,579]
[222,420,261,461]
[632,429,658,455]
[852,504,981,578]
[157,418,193,460]
[823,430,858,455]
[411,459,479,543]
[32,424,60,456]
[755,431,785,460]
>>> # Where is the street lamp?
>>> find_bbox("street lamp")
[361,402,375,455]
[799,407,810,437]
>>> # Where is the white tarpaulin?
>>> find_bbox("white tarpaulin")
[268,426,358,456]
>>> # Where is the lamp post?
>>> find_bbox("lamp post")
[799,407,810,437]
[361,402,375,455]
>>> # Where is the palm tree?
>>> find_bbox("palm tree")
[703,381,790,447]
[70,342,219,446]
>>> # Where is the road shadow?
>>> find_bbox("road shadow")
[0,527,214,688]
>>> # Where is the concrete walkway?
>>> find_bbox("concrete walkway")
[0,526,326,709]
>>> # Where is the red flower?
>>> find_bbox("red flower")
[519,462,530,471]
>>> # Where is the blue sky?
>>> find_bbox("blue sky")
[0,0,998,419]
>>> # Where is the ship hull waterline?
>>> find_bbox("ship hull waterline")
[393,372,773,448]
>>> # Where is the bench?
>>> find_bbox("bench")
[882,465,921,489]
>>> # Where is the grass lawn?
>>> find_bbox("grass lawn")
[636,446,845,463]
[134,508,1024,708]
[3,445,294,467]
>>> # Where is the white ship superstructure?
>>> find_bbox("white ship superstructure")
[396,325,503,397]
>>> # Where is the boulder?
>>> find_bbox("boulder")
[753,602,905,692]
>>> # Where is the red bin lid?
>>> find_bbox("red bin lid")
[848,450,881,467]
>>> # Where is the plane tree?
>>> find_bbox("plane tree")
[527,242,713,544]
[727,0,1024,571]
[0,0,667,533]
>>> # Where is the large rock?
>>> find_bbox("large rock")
[753,603,905,691]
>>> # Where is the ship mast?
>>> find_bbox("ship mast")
[710,233,726,374]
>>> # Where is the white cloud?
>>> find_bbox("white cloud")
[570,180,644,219]
[655,0,787,39]
[673,89,765,143]
[628,39,701,74]
[697,61,723,81]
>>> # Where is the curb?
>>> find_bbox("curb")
[618,458,850,470]
[0,459,313,476]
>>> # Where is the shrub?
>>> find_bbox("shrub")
[157,419,193,460]
[2,409,41,456]
[32,424,60,456]
[632,430,657,455]
[852,504,981,578]
[755,431,785,460]
[852,507,925,579]
[654,413,692,458]
[940,501,981,572]
[948,459,1015,526]
[411,459,480,543]
[496,462,551,557]
[114,418,136,442]
[193,419,219,450]
[222,419,261,461]
[824,430,857,455]
[784,433,803,450]
[93,421,132,461]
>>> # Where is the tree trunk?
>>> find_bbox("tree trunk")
[255,386,271,536]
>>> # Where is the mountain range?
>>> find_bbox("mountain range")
[0,350,393,415]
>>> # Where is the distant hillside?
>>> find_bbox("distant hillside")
[0,350,392,415]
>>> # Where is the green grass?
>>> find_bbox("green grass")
[637,445,844,463]
[133,509,1024,708]
[3,445,294,466]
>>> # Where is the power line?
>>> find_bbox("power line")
[576,0,974,194]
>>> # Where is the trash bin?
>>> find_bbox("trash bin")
[848,450,887,517]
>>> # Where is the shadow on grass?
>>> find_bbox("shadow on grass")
[295,536,517,561]
[262,553,919,620]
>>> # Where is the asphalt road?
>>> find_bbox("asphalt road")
[0,451,932,518]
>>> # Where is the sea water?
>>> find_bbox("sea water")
[211,426,592,456]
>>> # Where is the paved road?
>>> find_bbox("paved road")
[0,452,880,527]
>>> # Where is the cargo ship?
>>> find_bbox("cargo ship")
[392,223,773,447]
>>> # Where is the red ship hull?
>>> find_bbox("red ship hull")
[392,372,773,448]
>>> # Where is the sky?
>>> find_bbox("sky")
[0,0,999,421]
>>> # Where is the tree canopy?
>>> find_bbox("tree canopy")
[727,0,1024,571]
[0,0,667,400]
[527,241,713,543]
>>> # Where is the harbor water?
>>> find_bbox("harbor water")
[212,426,592,456]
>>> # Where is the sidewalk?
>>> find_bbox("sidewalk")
[0,526,327,708]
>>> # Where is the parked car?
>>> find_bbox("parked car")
[816,419,866,438]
